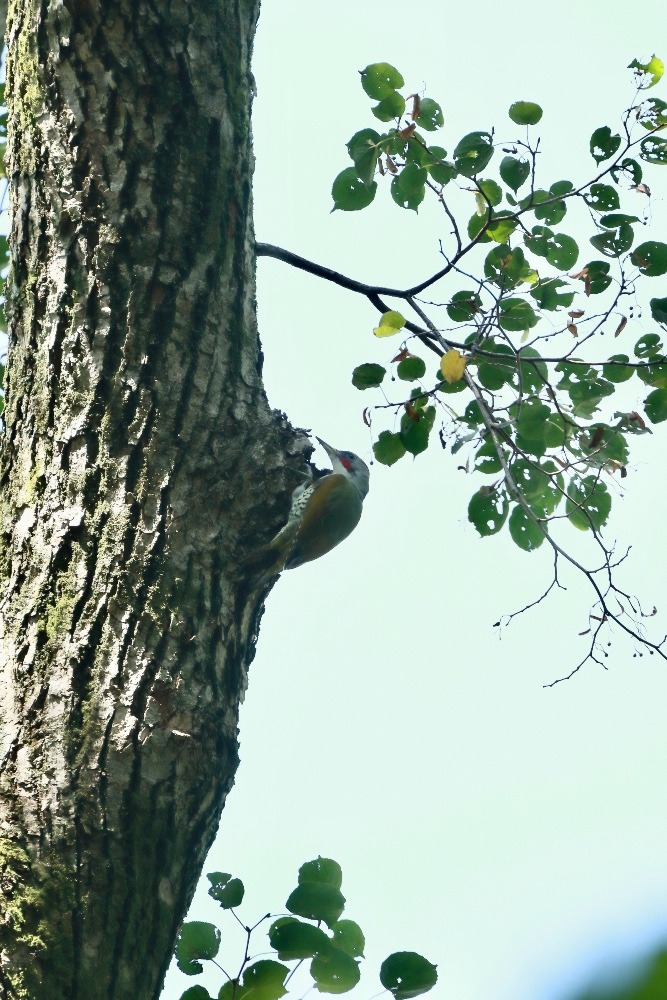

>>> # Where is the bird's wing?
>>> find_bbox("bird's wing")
[286,473,363,569]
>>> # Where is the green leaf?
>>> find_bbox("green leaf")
[566,477,611,531]
[453,131,494,177]
[419,145,457,184]
[515,347,548,393]
[475,178,503,210]
[218,962,289,1000]
[352,363,386,389]
[477,346,516,389]
[298,858,343,889]
[474,438,504,473]
[580,425,629,467]
[557,362,614,418]
[650,297,667,324]
[631,241,667,276]
[484,244,532,289]
[286,884,345,928]
[530,278,574,310]
[374,431,406,466]
[467,210,492,243]
[508,505,545,552]
[584,183,620,212]
[629,54,664,89]
[415,98,444,131]
[639,136,667,165]
[534,198,567,226]
[400,405,434,455]
[372,91,406,122]
[175,922,220,976]
[380,951,438,1000]
[508,101,543,125]
[544,412,571,448]
[511,459,563,516]
[590,126,621,164]
[346,129,382,186]
[447,290,482,321]
[499,155,530,192]
[498,297,538,332]
[207,873,245,909]
[547,233,579,271]
[637,358,667,388]
[311,949,361,994]
[599,213,640,228]
[180,987,212,1000]
[468,489,509,536]
[523,226,578,269]
[391,164,426,211]
[332,168,377,212]
[635,333,663,358]
[550,179,574,196]
[269,918,332,961]
[610,158,643,185]
[397,356,426,381]
[485,213,518,244]
[590,221,633,258]
[578,259,612,295]
[360,63,405,100]
[637,96,667,129]
[332,920,365,959]
[602,354,634,382]
[463,400,484,426]
[644,386,667,423]
[513,398,551,456]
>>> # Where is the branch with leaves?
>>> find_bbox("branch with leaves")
[174,858,437,1000]
[258,55,667,679]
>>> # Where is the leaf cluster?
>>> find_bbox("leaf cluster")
[175,858,437,1000]
[341,60,667,558]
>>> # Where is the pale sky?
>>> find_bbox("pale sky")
[163,2,667,999]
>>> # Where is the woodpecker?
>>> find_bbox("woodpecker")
[250,437,370,579]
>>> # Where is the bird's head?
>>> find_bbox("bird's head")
[316,437,370,499]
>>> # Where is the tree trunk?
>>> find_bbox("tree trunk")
[0,1,300,996]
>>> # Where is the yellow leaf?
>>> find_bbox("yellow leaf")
[629,54,664,90]
[373,309,406,338]
[440,349,467,384]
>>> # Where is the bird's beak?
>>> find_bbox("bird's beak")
[315,437,338,460]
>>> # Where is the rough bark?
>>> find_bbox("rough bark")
[0,1,302,996]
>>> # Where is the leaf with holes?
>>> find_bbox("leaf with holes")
[468,489,509,536]
[453,131,494,177]
[640,136,667,165]
[332,168,377,211]
[499,155,530,192]
[380,952,438,1000]
[590,126,621,164]
[631,241,667,276]
[509,505,545,552]
[629,54,664,90]
[566,477,611,531]
[644,387,667,423]
[360,63,405,99]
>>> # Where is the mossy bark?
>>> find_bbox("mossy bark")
[0,0,303,996]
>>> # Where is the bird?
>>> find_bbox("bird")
[249,437,370,580]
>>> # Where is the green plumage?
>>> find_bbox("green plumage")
[247,439,369,581]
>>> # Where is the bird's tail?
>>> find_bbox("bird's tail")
[242,526,294,584]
